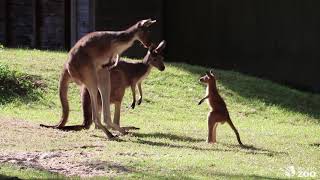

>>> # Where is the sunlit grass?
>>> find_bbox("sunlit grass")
[0,48,319,179]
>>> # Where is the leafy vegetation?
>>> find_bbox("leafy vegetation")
[0,63,45,104]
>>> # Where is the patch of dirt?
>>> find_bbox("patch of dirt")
[0,118,131,177]
[0,151,130,177]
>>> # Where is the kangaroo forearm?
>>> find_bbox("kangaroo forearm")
[130,84,137,109]
[137,83,143,105]
[198,95,209,105]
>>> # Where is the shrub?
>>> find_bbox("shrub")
[0,64,46,104]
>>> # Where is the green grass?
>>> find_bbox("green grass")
[0,48,319,179]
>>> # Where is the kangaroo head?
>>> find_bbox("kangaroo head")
[135,19,156,48]
[199,70,216,84]
[145,40,166,71]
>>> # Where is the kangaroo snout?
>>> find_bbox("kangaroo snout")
[160,65,165,71]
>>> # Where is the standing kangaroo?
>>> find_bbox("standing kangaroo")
[47,40,166,131]
[198,70,243,145]
[40,19,156,139]
[84,40,166,130]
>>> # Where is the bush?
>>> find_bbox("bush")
[0,64,46,104]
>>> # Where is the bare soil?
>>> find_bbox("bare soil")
[0,118,131,177]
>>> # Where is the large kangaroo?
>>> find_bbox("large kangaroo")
[40,19,156,139]
[198,70,243,145]
[52,40,166,131]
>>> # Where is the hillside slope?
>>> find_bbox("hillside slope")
[0,49,319,179]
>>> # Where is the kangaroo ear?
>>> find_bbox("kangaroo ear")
[139,19,157,28]
[155,40,166,53]
[210,69,214,76]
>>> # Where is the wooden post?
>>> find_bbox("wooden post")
[0,0,6,45]
[70,0,77,47]
[4,0,8,46]
[65,0,71,50]
[89,0,95,31]
[32,0,40,48]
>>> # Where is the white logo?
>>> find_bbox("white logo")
[283,166,296,177]
[282,166,317,178]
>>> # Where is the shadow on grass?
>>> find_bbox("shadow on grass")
[310,143,320,148]
[135,138,215,151]
[169,63,320,120]
[0,175,22,180]
[90,134,126,142]
[132,132,204,143]
[91,132,204,143]
[226,143,288,157]
[131,132,285,157]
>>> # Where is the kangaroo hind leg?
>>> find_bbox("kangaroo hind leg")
[207,112,217,144]
[83,66,115,139]
[97,69,127,135]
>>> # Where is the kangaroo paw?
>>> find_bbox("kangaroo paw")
[137,99,142,105]
[207,140,216,144]
[131,102,135,109]
[102,129,117,140]
[107,134,118,140]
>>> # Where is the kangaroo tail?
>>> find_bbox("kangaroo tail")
[40,69,70,128]
[227,119,243,146]
[58,69,71,127]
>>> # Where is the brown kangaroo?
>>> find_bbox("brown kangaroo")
[40,19,156,139]
[198,70,243,145]
[49,40,166,131]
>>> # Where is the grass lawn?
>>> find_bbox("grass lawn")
[0,48,319,179]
